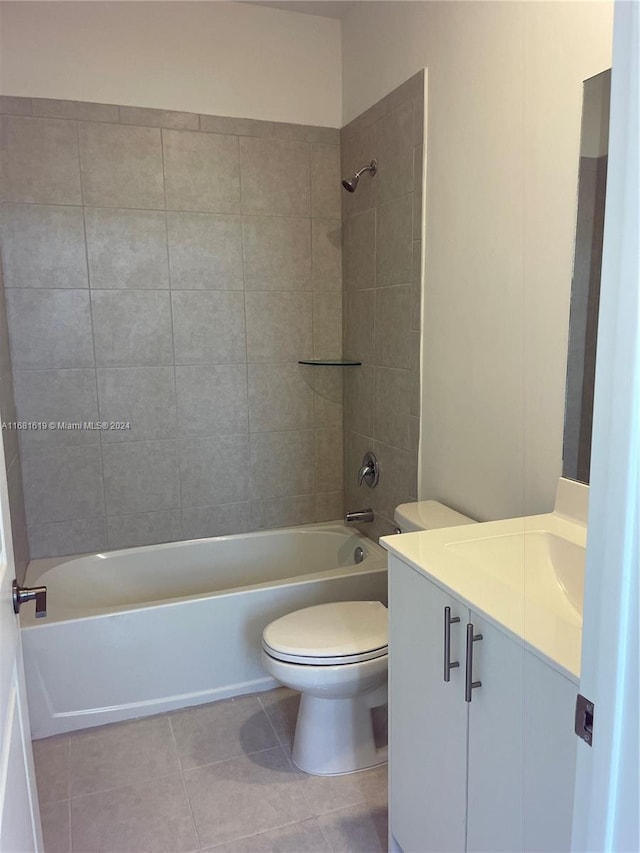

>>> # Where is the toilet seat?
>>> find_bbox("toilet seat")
[262,642,388,666]
[262,601,388,666]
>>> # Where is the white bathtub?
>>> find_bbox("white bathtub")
[20,522,387,739]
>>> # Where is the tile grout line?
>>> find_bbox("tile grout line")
[372,202,378,444]
[75,118,109,549]
[341,142,349,517]
[20,431,348,462]
[1,103,340,145]
[65,734,72,851]
[371,118,379,457]
[314,809,339,853]
[160,127,185,542]
[237,133,253,513]
[201,816,328,853]
[180,742,290,779]
[66,795,72,853]
[7,351,328,369]
[256,693,292,756]
[283,749,322,824]
[0,196,326,220]
[166,714,203,851]
[308,143,317,372]
[306,141,319,519]
[310,205,322,520]
[2,284,328,295]
[67,768,183,804]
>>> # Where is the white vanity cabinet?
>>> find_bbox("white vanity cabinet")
[389,553,578,853]
[389,555,468,852]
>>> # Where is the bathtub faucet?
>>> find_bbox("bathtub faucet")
[345,508,374,525]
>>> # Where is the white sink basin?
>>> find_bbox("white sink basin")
[382,494,588,679]
[447,530,585,619]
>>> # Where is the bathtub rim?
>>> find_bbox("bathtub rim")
[21,520,387,627]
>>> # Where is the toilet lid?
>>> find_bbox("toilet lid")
[262,601,388,660]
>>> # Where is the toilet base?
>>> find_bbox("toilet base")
[291,684,388,776]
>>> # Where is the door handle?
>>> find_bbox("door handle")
[443,606,460,682]
[465,622,483,702]
[12,579,47,618]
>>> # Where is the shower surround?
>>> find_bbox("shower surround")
[0,97,343,558]
[342,71,424,540]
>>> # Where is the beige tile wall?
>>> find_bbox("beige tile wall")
[342,71,424,540]
[0,98,343,557]
[0,243,30,580]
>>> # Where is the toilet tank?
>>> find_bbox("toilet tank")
[394,500,476,533]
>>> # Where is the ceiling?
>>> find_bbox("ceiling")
[243,1,358,19]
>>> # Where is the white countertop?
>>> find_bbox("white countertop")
[382,511,586,683]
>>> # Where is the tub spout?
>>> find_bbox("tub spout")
[345,509,374,525]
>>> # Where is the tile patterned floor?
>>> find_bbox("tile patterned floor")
[33,688,388,853]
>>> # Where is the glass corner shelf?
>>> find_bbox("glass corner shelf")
[298,359,362,366]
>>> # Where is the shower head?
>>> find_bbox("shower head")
[341,160,377,193]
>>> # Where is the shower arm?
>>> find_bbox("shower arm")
[355,160,377,179]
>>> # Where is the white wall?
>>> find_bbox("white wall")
[342,1,613,520]
[0,1,342,127]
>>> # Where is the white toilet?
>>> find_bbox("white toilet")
[261,501,476,776]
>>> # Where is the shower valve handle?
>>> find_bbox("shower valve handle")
[357,451,379,488]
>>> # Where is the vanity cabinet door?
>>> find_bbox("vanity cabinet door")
[465,611,525,853]
[521,651,577,852]
[466,613,578,853]
[389,556,468,853]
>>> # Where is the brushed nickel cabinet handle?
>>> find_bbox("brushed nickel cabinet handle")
[465,622,483,702]
[443,606,461,682]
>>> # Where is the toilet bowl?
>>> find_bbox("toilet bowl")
[261,600,388,776]
[261,501,477,776]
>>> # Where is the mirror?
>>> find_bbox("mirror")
[563,69,611,484]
